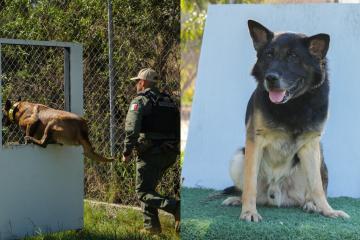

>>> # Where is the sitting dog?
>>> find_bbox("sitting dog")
[2,99,114,163]
[222,20,349,222]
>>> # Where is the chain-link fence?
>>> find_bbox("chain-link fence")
[1,44,66,145]
[0,0,180,205]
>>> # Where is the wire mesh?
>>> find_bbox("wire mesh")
[1,44,65,145]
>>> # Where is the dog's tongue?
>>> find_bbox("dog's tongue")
[269,90,286,103]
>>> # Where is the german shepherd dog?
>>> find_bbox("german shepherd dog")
[222,20,349,222]
[2,99,114,163]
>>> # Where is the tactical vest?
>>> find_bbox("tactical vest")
[138,90,180,139]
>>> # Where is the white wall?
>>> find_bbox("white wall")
[183,4,360,198]
[0,146,83,239]
[339,1,360,3]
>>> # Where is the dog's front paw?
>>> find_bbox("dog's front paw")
[222,197,241,206]
[322,209,350,219]
[240,210,262,222]
[24,136,31,144]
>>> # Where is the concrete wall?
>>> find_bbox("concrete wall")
[0,146,83,239]
[183,4,360,198]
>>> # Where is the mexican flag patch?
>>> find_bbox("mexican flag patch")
[130,103,139,111]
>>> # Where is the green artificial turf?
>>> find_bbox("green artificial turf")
[181,187,360,240]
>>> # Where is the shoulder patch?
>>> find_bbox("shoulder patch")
[130,103,139,111]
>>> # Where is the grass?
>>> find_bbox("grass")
[181,187,360,240]
[23,201,179,240]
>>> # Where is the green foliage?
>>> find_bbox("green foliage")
[181,82,194,106]
[24,202,179,240]
[181,0,207,48]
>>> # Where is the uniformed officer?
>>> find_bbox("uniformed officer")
[122,68,180,234]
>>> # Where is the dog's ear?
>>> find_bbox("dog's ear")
[17,96,22,102]
[307,34,330,59]
[4,99,11,111]
[248,20,274,51]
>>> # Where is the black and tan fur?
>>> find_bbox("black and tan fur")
[222,20,349,222]
[2,99,114,163]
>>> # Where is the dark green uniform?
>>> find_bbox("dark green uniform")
[123,87,180,231]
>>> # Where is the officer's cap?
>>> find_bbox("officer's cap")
[130,68,159,82]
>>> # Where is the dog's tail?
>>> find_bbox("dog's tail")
[79,126,114,163]
[222,186,242,196]
[201,186,242,203]
[83,145,114,162]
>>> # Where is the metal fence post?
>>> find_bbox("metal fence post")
[0,43,2,146]
[64,47,71,111]
[108,0,116,158]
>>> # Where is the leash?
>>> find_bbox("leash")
[8,102,20,122]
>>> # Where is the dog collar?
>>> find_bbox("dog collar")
[8,102,20,122]
[311,77,325,90]
[311,67,326,90]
